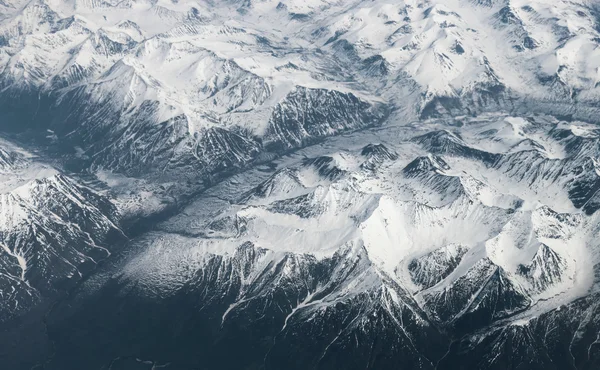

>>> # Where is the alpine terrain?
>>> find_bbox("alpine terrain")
[1,0,600,369]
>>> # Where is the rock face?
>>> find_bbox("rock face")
[1,1,600,370]
[0,145,123,322]
[408,244,468,289]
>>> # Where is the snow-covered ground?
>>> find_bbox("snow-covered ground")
[2,1,600,368]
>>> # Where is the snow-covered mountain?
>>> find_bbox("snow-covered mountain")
[0,139,123,323]
[1,1,600,370]
[19,114,597,370]
[2,0,600,176]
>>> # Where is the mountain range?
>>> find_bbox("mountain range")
[1,1,600,369]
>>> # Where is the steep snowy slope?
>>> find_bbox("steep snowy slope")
[0,140,123,322]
